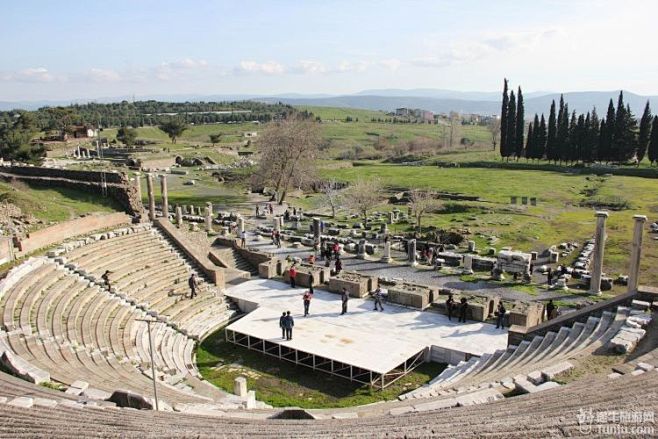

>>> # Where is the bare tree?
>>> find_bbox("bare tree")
[409,189,441,233]
[343,178,384,226]
[320,178,342,218]
[255,117,321,204]
[488,117,501,151]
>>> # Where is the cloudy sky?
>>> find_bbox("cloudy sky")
[1,0,657,101]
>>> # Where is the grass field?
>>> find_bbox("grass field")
[197,328,446,409]
[298,163,658,287]
[0,181,122,225]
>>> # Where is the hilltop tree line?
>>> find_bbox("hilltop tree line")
[500,79,658,165]
[0,100,295,133]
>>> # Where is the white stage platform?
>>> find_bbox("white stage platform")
[225,279,508,388]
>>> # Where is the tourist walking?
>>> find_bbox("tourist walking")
[283,311,294,340]
[446,293,455,321]
[547,268,553,286]
[333,241,340,259]
[334,257,342,275]
[303,290,313,316]
[496,302,507,329]
[340,288,349,315]
[188,273,199,299]
[255,205,260,217]
[289,265,297,288]
[279,312,287,339]
[101,270,113,290]
[546,299,556,320]
[372,287,384,311]
[240,230,247,248]
[458,297,468,323]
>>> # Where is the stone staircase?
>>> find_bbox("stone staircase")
[209,245,258,283]
[400,302,652,401]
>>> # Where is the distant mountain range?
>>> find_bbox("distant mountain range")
[2,89,657,119]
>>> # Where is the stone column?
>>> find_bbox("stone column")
[462,255,474,274]
[313,218,321,243]
[380,223,388,234]
[273,217,281,232]
[175,205,183,227]
[408,239,417,267]
[205,206,213,233]
[206,202,213,217]
[388,212,395,224]
[357,239,366,259]
[627,215,647,293]
[237,216,245,234]
[145,173,156,221]
[159,174,168,218]
[133,172,142,207]
[589,211,609,296]
[189,205,195,216]
[467,240,476,252]
[381,241,392,263]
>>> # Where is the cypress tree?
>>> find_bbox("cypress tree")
[600,99,616,162]
[637,101,652,164]
[515,87,525,159]
[529,114,540,159]
[648,116,658,165]
[556,99,569,163]
[567,111,577,163]
[505,90,516,161]
[612,91,627,162]
[576,114,586,163]
[500,79,509,158]
[546,101,557,162]
[538,114,547,159]
[588,108,600,162]
[525,122,534,159]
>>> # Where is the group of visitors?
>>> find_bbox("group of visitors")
[255,203,274,217]
[445,293,469,323]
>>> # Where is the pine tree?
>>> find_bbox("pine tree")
[525,122,534,159]
[537,114,547,159]
[546,101,557,162]
[515,87,525,159]
[648,116,658,165]
[505,90,516,161]
[637,101,652,164]
[500,79,509,158]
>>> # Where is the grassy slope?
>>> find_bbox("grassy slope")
[197,329,445,409]
[0,181,122,224]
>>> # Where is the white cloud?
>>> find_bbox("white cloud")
[379,58,401,71]
[237,60,285,75]
[336,60,370,73]
[0,67,60,83]
[86,68,121,82]
[295,60,326,74]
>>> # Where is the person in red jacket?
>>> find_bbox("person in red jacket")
[289,264,297,288]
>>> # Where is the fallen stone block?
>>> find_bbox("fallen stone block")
[107,390,153,410]
[455,388,504,406]
[527,370,544,385]
[534,381,561,392]
[413,398,458,412]
[636,362,655,372]
[331,412,359,419]
[607,372,622,379]
[541,361,574,380]
[33,398,58,408]
[8,397,34,408]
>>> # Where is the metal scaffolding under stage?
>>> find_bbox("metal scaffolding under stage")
[225,328,427,389]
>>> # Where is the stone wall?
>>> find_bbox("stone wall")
[0,166,142,215]
[15,212,132,257]
[0,237,13,265]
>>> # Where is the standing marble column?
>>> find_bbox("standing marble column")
[273,217,281,232]
[357,239,366,259]
[159,174,168,218]
[175,205,183,227]
[145,173,156,221]
[206,202,213,217]
[408,239,417,267]
[237,216,245,234]
[627,215,647,293]
[381,240,392,263]
[133,172,142,209]
[313,218,321,243]
[589,211,609,296]
[462,255,474,274]
[205,206,213,232]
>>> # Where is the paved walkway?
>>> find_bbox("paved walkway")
[225,279,509,371]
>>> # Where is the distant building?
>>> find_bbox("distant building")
[70,125,99,139]
[395,108,410,117]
